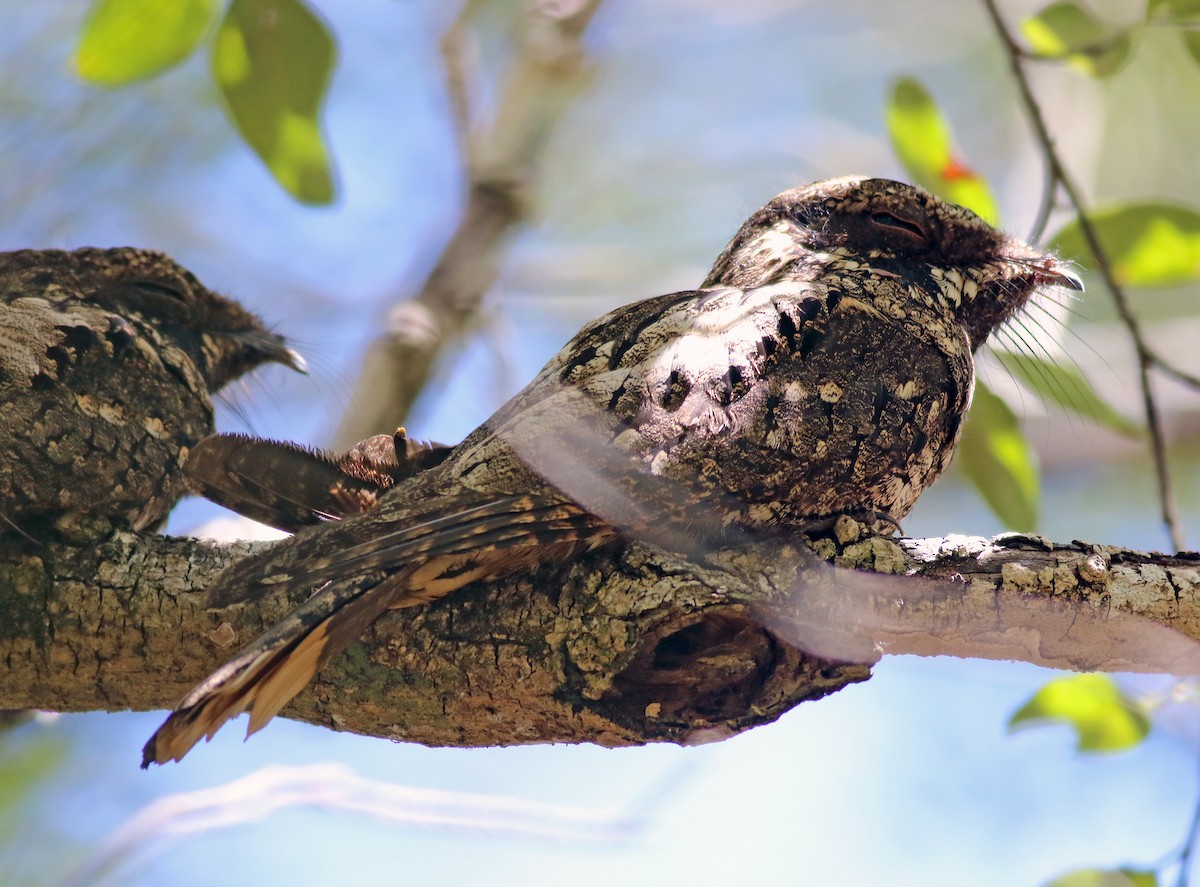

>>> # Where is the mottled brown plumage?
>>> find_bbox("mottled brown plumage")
[0,247,305,533]
[143,177,1081,765]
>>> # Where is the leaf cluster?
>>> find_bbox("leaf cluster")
[887,0,1200,530]
[75,0,336,204]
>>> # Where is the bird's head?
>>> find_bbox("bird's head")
[61,247,308,390]
[704,177,1082,351]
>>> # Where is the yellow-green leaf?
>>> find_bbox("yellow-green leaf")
[993,351,1142,438]
[1021,2,1132,77]
[0,736,66,817]
[1044,869,1158,887]
[885,78,999,224]
[958,380,1038,530]
[75,0,218,86]
[211,0,337,204]
[1148,0,1200,23]
[1184,30,1200,67]
[1010,674,1150,752]
[1051,202,1200,287]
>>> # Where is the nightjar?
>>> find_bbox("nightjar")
[0,247,306,534]
[143,177,1081,765]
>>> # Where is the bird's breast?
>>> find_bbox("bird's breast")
[596,294,970,527]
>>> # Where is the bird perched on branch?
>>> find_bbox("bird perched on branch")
[0,247,306,534]
[143,177,1082,766]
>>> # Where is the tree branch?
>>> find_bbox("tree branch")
[2,522,1197,758]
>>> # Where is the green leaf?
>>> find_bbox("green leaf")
[885,77,999,224]
[993,351,1142,438]
[957,380,1039,530]
[211,0,337,204]
[0,734,66,835]
[75,0,218,86]
[1148,0,1200,22]
[1184,30,1200,67]
[1044,868,1158,887]
[1051,202,1200,287]
[1021,2,1132,77]
[1153,0,1200,64]
[1010,674,1150,752]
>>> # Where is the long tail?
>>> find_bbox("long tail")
[142,494,614,766]
[183,430,451,533]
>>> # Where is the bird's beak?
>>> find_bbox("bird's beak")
[1040,264,1085,292]
[280,346,309,374]
[231,329,309,374]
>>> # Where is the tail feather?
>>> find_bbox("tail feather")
[306,495,607,582]
[184,434,384,531]
[184,431,455,534]
[209,494,605,606]
[243,617,335,736]
[142,494,615,766]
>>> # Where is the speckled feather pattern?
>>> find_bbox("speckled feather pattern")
[0,247,302,532]
[143,178,1080,765]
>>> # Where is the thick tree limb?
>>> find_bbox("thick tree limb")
[2,521,1196,756]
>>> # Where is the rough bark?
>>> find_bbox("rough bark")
[2,518,1196,753]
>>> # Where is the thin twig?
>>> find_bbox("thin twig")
[1026,156,1056,244]
[1152,353,1200,392]
[1173,773,1200,886]
[982,0,1187,552]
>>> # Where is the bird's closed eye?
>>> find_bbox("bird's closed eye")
[870,211,928,243]
[130,280,189,302]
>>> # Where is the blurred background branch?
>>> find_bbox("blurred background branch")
[332,0,603,448]
[57,762,642,887]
